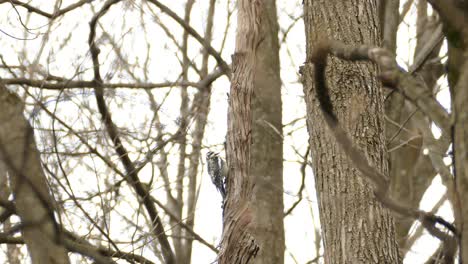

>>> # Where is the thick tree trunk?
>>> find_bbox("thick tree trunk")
[219,0,263,263]
[250,0,284,263]
[0,84,70,264]
[302,1,400,263]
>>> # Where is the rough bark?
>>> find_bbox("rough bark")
[302,1,400,263]
[0,83,70,264]
[250,0,284,263]
[218,0,263,263]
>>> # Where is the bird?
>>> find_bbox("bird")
[206,151,227,200]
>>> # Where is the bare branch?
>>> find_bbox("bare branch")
[0,0,94,19]
[151,197,219,254]
[2,68,224,90]
[146,0,231,77]
[87,1,175,263]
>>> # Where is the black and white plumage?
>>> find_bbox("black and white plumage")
[206,151,227,200]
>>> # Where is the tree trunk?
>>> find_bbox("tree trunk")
[219,0,263,263]
[454,52,468,263]
[0,83,70,264]
[0,160,21,264]
[302,1,400,263]
[446,19,468,261]
[250,0,284,263]
[174,1,195,262]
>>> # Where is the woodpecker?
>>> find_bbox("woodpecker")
[206,151,227,200]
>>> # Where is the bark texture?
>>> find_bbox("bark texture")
[219,0,263,263]
[250,0,284,263]
[0,84,70,264]
[302,1,400,263]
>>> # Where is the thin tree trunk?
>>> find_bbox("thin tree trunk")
[174,1,195,261]
[442,8,468,260]
[183,0,217,261]
[250,0,284,263]
[302,1,400,263]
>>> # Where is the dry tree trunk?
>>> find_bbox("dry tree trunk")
[0,83,70,264]
[301,1,400,263]
[219,0,263,263]
[250,0,285,263]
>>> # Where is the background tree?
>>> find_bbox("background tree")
[0,0,289,263]
[381,0,449,252]
[250,0,285,263]
[0,0,465,263]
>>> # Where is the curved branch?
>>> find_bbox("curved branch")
[2,66,224,90]
[310,40,451,134]
[1,0,95,19]
[88,1,175,263]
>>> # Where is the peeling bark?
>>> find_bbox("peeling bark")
[219,1,263,263]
